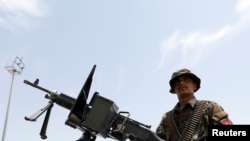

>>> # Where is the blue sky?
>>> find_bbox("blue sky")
[1,0,250,141]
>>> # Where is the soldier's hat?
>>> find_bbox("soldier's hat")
[169,68,201,94]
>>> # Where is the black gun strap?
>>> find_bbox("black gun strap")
[167,100,207,141]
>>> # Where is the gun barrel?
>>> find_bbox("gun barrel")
[24,80,76,110]
[24,80,51,94]
[55,93,76,110]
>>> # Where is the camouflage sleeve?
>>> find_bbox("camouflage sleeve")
[207,101,233,125]
[155,113,167,140]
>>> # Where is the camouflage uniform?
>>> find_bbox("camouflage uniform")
[156,69,232,141]
[155,97,232,141]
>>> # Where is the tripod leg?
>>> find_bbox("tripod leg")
[40,102,54,139]
[25,102,53,121]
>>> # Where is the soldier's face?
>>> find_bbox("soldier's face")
[173,76,196,95]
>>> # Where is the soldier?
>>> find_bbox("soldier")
[155,69,232,141]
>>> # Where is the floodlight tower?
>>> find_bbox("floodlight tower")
[2,56,25,141]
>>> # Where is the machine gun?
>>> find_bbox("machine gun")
[24,65,164,141]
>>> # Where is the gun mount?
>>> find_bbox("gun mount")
[24,65,164,141]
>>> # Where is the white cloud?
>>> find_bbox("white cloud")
[157,30,180,70]
[236,0,250,12]
[158,0,250,70]
[0,0,48,30]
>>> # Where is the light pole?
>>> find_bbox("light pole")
[2,56,25,141]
